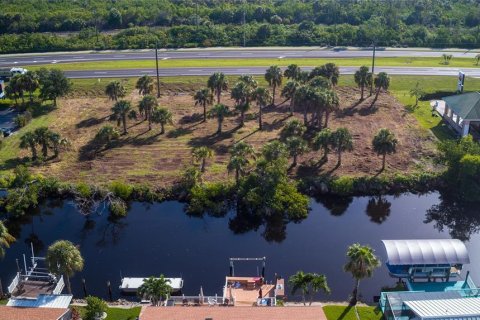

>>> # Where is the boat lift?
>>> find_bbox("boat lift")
[229,257,266,278]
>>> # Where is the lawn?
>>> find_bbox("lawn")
[27,56,480,71]
[73,306,141,320]
[323,305,383,320]
[0,299,8,305]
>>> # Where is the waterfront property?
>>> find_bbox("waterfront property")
[441,92,480,137]
[119,277,184,293]
[380,239,480,320]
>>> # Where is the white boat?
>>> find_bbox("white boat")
[119,277,184,293]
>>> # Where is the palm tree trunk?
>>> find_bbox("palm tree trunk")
[217,119,222,134]
[42,143,48,158]
[259,105,263,130]
[30,144,37,159]
[122,115,127,134]
[323,146,328,161]
[382,154,386,171]
[303,104,308,125]
[324,111,330,128]
[302,292,306,306]
[65,275,72,294]
[201,158,206,172]
[235,169,239,185]
[161,123,165,134]
[360,85,364,101]
[351,279,360,305]
[293,154,297,167]
[290,96,295,116]
[240,111,245,127]
[148,115,152,130]
[337,150,342,166]
[29,91,34,103]
[272,84,276,106]
[371,87,380,108]
[217,89,221,104]
[203,102,207,122]
[53,97,57,107]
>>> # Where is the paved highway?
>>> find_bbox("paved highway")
[65,66,480,79]
[1,47,480,67]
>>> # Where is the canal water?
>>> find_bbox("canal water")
[1,192,479,303]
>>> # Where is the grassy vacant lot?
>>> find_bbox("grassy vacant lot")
[73,306,141,320]
[323,305,383,320]
[28,56,480,71]
[2,75,438,186]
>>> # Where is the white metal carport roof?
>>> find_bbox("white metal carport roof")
[382,239,470,266]
[404,297,480,319]
[7,294,72,308]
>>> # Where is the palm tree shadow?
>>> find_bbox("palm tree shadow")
[338,306,353,320]
[237,128,259,142]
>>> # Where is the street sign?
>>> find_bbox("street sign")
[457,71,465,93]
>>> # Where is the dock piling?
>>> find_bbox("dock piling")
[82,278,87,297]
[107,281,113,301]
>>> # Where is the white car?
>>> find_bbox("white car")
[10,67,27,75]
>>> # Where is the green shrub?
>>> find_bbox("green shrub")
[187,182,232,217]
[109,199,128,217]
[75,182,93,198]
[85,296,107,320]
[330,176,354,195]
[109,181,133,200]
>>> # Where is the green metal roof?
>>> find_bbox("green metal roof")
[443,92,480,120]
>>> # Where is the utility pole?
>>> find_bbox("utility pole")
[155,42,160,98]
[370,42,376,96]
[243,0,246,47]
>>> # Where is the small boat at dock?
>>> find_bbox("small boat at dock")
[119,277,184,293]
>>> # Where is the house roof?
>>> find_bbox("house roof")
[139,306,327,320]
[443,92,480,120]
[0,306,69,320]
[404,297,480,319]
[382,239,470,266]
[7,294,72,308]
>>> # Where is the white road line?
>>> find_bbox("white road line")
[94,72,107,74]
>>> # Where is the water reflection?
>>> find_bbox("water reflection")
[425,193,480,241]
[365,196,391,224]
[314,195,353,216]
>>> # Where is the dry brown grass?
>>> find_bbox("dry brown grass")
[29,86,436,188]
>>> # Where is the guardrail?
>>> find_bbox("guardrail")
[7,272,20,294]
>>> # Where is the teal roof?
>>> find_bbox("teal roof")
[443,92,480,120]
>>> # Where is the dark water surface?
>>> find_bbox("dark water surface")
[1,192,479,302]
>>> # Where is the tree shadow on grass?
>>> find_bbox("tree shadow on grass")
[261,115,290,132]
[187,126,239,147]
[0,157,31,171]
[337,306,354,320]
[167,127,193,138]
[179,113,203,125]
[76,116,108,129]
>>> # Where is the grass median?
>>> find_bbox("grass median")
[27,56,480,71]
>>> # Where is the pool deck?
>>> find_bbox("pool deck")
[139,306,328,320]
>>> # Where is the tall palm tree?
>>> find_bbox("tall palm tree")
[47,131,69,158]
[20,131,38,159]
[310,63,340,86]
[6,75,23,106]
[323,89,339,128]
[208,104,229,134]
[288,271,313,306]
[371,72,390,107]
[372,128,398,171]
[309,274,330,306]
[136,75,154,96]
[20,71,39,103]
[0,221,15,258]
[34,127,51,158]
[280,119,306,141]
[264,65,283,106]
[228,155,249,184]
[238,75,258,89]
[354,66,372,101]
[231,81,251,127]
[309,76,332,90]
[111,100,134,134]
[151,107,173,134]
[138,276,172,306]
[105,81,126,102]
[138,95,158,130]
[281,80,299,116]
[343,243,380,305]
[409,82,425,108]
[312,128,332,162]
[284,64,301,80]
[262,140,288,163]
[194,88,213,122]
[253,87,272,130]
[294,85,314,126]
[46,240,84,294]
[192,146,213,172]
[207,72,228,104]
[231,141,255,158]
[286,136,308,167]
[331,128,353,166]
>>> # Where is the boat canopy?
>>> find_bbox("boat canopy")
[382,239,470,266]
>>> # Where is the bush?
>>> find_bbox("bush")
[85,296,107,320]
[109,199,128,217]
[330,176,354,195]
[75,182,93,198]
[109,181,133,200]
[14,111,32,127]
[186,182,232,217]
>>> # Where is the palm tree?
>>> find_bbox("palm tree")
[253,87,272,130]
[231,82,251,127]
[34,127,51,158]
[289,271,313,306]
[372,128,398,171]
[228,155,249,184]
[20,131,38,159]
[284,64,301,80]
[0,221,15,258]
[309,76,332,90]
[310,63,339,86]
[354,66,372,101]
[331,128,353,166]
[6,75,24,106]
[309,274,330,306]
[281,80,299,116]
[371,72,390,107]
[208,104,229,134]
[138,95,158,130]
[136,75,154,96]
[192,146,213,172]
[48,131,69,158]
[111,100,134,134]
[105,81,126,101]
[151,107,173,134]
[409,82,425,108]
[231,141,255,158]
[323,89,339,128]
[20,71,39,103]
[207,72,228,104]
[46,240,84,294]
[286,136,309,166]
[262,140,288,163]
[194,88,213,122]
[264,65,283,106]
[294,85,314,126]
[280,119,306,141]
[138,276,172,306]
[238,75,258,89]
[312,128,332,162]
[343,243,380,305]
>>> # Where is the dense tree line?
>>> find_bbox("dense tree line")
[1,0,480,53]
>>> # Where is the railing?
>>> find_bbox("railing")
[165,295,231,306]
[53,276,65,294]
[7,272,20,294]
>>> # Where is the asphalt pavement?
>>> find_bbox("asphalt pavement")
[65,66,480,79]
[1,47,480,67]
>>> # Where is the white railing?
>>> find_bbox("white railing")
[53,276,65,294]
[7,272,20,294]
[165,295,231,306]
